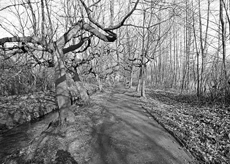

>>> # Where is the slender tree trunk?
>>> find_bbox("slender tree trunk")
[140,9,146,97]
[198,0,207,94]
[141,64,146,97]
[220,0,227,104]
[158,12,162,86]
[136,67,142,92]
[192,0,200,97]
[129,65,133,88]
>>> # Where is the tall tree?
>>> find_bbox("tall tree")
[220,0,227,104]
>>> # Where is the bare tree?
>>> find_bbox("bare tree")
[220,0,227,104]
[0,0,140,125]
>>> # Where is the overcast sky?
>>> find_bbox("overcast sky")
[0,0,222,43]
[0,0,18,37]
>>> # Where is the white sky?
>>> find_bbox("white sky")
[0,0,226,56]
[0,0,133,38]
[0,1,11,37]
[0,0,24,37]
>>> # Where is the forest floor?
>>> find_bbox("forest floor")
[145,88,230,164]
[0,85,195,164]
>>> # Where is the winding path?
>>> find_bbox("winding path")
[89,88,195,164]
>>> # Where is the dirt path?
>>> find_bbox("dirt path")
[89,88,195,164]
[0,87,196,164]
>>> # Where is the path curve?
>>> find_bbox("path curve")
[89,88,195,164]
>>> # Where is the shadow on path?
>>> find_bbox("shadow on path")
[88,88,195,164]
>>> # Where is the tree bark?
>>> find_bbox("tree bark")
[220,0,227,105]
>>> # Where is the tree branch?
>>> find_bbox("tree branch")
[74,38,91,53]
[79,0,140,31]
[0,2,39,12]
[82,22,117,42]
[63,37,90,54]
[0,36,44,46]
[89,0,101,8]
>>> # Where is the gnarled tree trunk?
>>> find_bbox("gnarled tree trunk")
[0,0,140,126]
